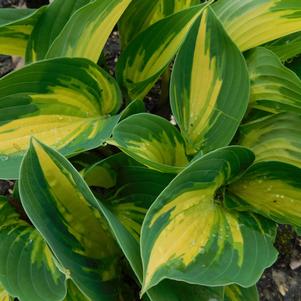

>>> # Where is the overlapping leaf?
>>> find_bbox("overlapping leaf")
[0,196,66,301]
[0,7,45,56]
[214,0,301,52]
[85,156,225,301]
[247,47,301,113]
[141,146,277,293]
[266,32,301,62]
[26,0,91,62]
[0,57,121,179]
[224,285,259,301]
[229,161,301,228]
[119,0,199,48]
[116,2,208,100]
[46,0,131,63]
[18,140,222,301]
[170,7,249,155]
[19,139,123,301]
[239,112,301,168]
[111,113,188,173]
[83,153,174,241]
[63,281,89,301]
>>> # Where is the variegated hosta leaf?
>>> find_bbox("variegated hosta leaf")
[0,57,121,179]
[229,161,301,228]
[266,32,301,62]
[17,139,187,301]
[84,153,174,241]
[239,112,301,168]
[0,196,66,301]
[141,146,277,293]
[119,0,199,48]
[46,0,131,63]
[111,113,189,173]
[213,0,301,52]
[116,2,208,100]
[0,283,13,301]
[247,47,301,114]
[83,154,224,301]
[224,285,259,301]
[0,7,45,56]
[170,7,249,155]
[26,0,91,62]
[19,139,124,301]
[63,281,89,301]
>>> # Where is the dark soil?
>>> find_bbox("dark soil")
[0,1,300,300]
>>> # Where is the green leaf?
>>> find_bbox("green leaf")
[83,154,224,301]
[141,146,277,293]
[228,161,301,228]
[0,196,66,301]
[111,113,189,173]
[84,153,174,241]
[0,283,13,301]
[224,285,259,301]
[239,112,301,168]
[0,7,45,56]
[170,7,249,155]
[116,2,209,100]
[0,8,35,25]
[46,0,131,63]
[19,139,124,301]
[63,281,90,301]
[26,0,91,62]
[214,0,301,52]
[247,47,301,114]
[266,32,301,62]
[0,57,122,179]
[119,0,199,48]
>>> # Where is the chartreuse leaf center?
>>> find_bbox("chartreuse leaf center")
[141,146,278,294]
[19,139,124,301]
[228,161,301,228]
[0,196,66,301]
[111,113,188,173]
[0,57,122,179]
[170,6,249,155]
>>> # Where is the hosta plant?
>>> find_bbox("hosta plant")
[0,0,301,300]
